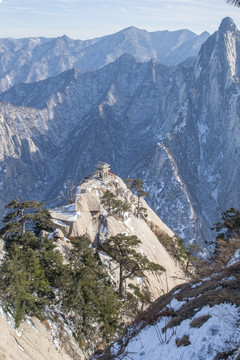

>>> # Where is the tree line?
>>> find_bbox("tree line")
[0,196,164,348]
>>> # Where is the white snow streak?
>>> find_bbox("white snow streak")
[157,142,195,219]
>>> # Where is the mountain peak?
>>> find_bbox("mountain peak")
[200,31,210,38]
[122,25,144,33]
[195,17,239,74]
[218,17,238,33]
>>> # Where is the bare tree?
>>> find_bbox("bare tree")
[60,180,77,205]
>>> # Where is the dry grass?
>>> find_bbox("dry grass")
[190,315,211,328]
[215,238,240,266]
[92,261,240,359]
[163,262,240,331]
[214,348,237,360]
[42,319,51,331]
[175,334,190,347]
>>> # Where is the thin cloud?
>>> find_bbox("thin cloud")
[0,0,239,39]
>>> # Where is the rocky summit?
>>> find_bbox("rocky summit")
[50,167,187,299]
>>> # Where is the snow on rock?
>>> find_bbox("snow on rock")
[0,314,84,360]
[25,317,38,332]
[227,249,240,267]
[169,298,186,311]
[13,336,24,351]
[50,173,188,299]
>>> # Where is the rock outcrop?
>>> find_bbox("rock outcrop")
[0,313,84,360]
[50,172,187,299]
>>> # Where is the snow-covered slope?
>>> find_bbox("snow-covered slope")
[0,28,209,93]
[92,257,240,360]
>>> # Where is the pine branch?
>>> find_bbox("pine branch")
[227,0,240,6]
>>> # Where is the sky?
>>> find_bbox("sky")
[0,0,240,40]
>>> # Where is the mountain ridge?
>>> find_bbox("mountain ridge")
[0,17,239,248]
[0,26,209,93]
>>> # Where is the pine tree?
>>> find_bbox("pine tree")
[102,234,165,298]
[0,199,53,248]
[101,190,131,218]
[227,0,240,6]
[0,198,63,327]
[210,208,240,260]
[0,244,51,327]
[212,208,240,241]
[39,237,64,288]
[33,208,54,236]
[125,284,152,316]
[125,178,149,217]
[63,236,121,343]
[101,190,116,212]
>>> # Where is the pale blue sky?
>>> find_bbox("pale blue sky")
[0,0,240,39]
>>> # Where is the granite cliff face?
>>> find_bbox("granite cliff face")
[50,172,186,299]
[0,18,239,247]
[0,314,84,360]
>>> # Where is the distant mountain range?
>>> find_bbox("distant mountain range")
[0,27,209,93]
[0,18,239,247]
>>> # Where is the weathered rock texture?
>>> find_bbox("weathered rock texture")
[50,173,187,299]
[0,313,84,360]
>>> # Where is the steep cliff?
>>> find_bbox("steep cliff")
[0,313,84,360]
[50,171,187,299]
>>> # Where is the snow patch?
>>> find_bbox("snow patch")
[66,211,80,222]
[114,303,240,360]
[221,276,236,282]
[169,298,186,311]
[26,317,38,332]
[53,219,69,227]
[191,282,202,289]
[124,217,135,232]
[13,336,24,351]
[7,312,15,328]
[227,249,240,267]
